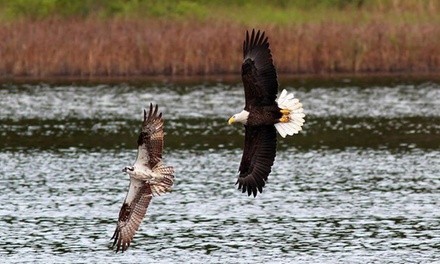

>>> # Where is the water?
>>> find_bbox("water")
[1,78,439,263]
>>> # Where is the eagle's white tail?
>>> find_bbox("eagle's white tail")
[151,162,175,195]
[275,89,305,138]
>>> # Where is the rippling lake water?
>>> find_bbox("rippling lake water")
[1,77,439,263]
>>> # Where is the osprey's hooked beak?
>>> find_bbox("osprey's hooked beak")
[228,116,235,125]
[122,166,134,173]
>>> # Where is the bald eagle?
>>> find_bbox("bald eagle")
[228,29,305,197]
[111,104,174,252]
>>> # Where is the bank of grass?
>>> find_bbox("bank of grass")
[1,0,440,24]
[1,0,440,77]
[1,0,370,21]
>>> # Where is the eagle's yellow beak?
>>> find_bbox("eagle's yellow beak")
[228,116,235,125]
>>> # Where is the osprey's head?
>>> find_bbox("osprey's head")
[122,166,134,173]
[228,110,249,125]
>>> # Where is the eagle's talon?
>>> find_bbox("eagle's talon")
[230,29,305,198]
[279,116,290,123]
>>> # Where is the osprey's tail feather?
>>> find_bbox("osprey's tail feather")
[150,162,175,196]
[275,89,305,138]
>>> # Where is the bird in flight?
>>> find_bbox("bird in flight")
[111,103,174,252]
[228,29,305,197]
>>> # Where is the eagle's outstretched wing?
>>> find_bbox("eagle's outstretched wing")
[237,125,277,197]
[241,29,279,110]
[134,103,164,169]
[111,179,153,252]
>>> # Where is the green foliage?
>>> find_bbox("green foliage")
[0,0,101,19]
[0,0,438,22]
[0,0,213,19]
[1,0,55,19]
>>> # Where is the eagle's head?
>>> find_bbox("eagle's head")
[122,166,134,173]
[228,110,249,125]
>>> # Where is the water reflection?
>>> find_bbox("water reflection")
[1,116,439,150]
[1,81,440,121]
[1,149,439,262]
[1,79,439,263]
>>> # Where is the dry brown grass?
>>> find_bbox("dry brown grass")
[1,18,440,77]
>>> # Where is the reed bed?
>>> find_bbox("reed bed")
[1,18,440,77]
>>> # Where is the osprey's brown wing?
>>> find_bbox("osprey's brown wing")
[111,179,153,252]
[241,29,279,110]
[237,125,277,197]
[134,104,164,169]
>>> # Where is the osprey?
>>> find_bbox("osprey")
[111,104,174,252]
[228,29,305,197]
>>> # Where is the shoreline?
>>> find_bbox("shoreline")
[2,72,440,86]
[1,18,440,79]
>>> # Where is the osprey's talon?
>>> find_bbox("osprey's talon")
[113,103,174,253]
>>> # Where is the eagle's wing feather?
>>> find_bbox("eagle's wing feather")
[241,29,278,110]
[134,104,164,169]
[237,125,277,197]
[111,179,153,252]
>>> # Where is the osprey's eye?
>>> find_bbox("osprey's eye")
[129,167,134,171]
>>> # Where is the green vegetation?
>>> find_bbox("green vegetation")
[0,0,439,24]
[1,0,440,77]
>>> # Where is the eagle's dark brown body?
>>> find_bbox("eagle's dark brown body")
[232,29,281,197]
[246,105,282,126]
[231,29,305,197]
